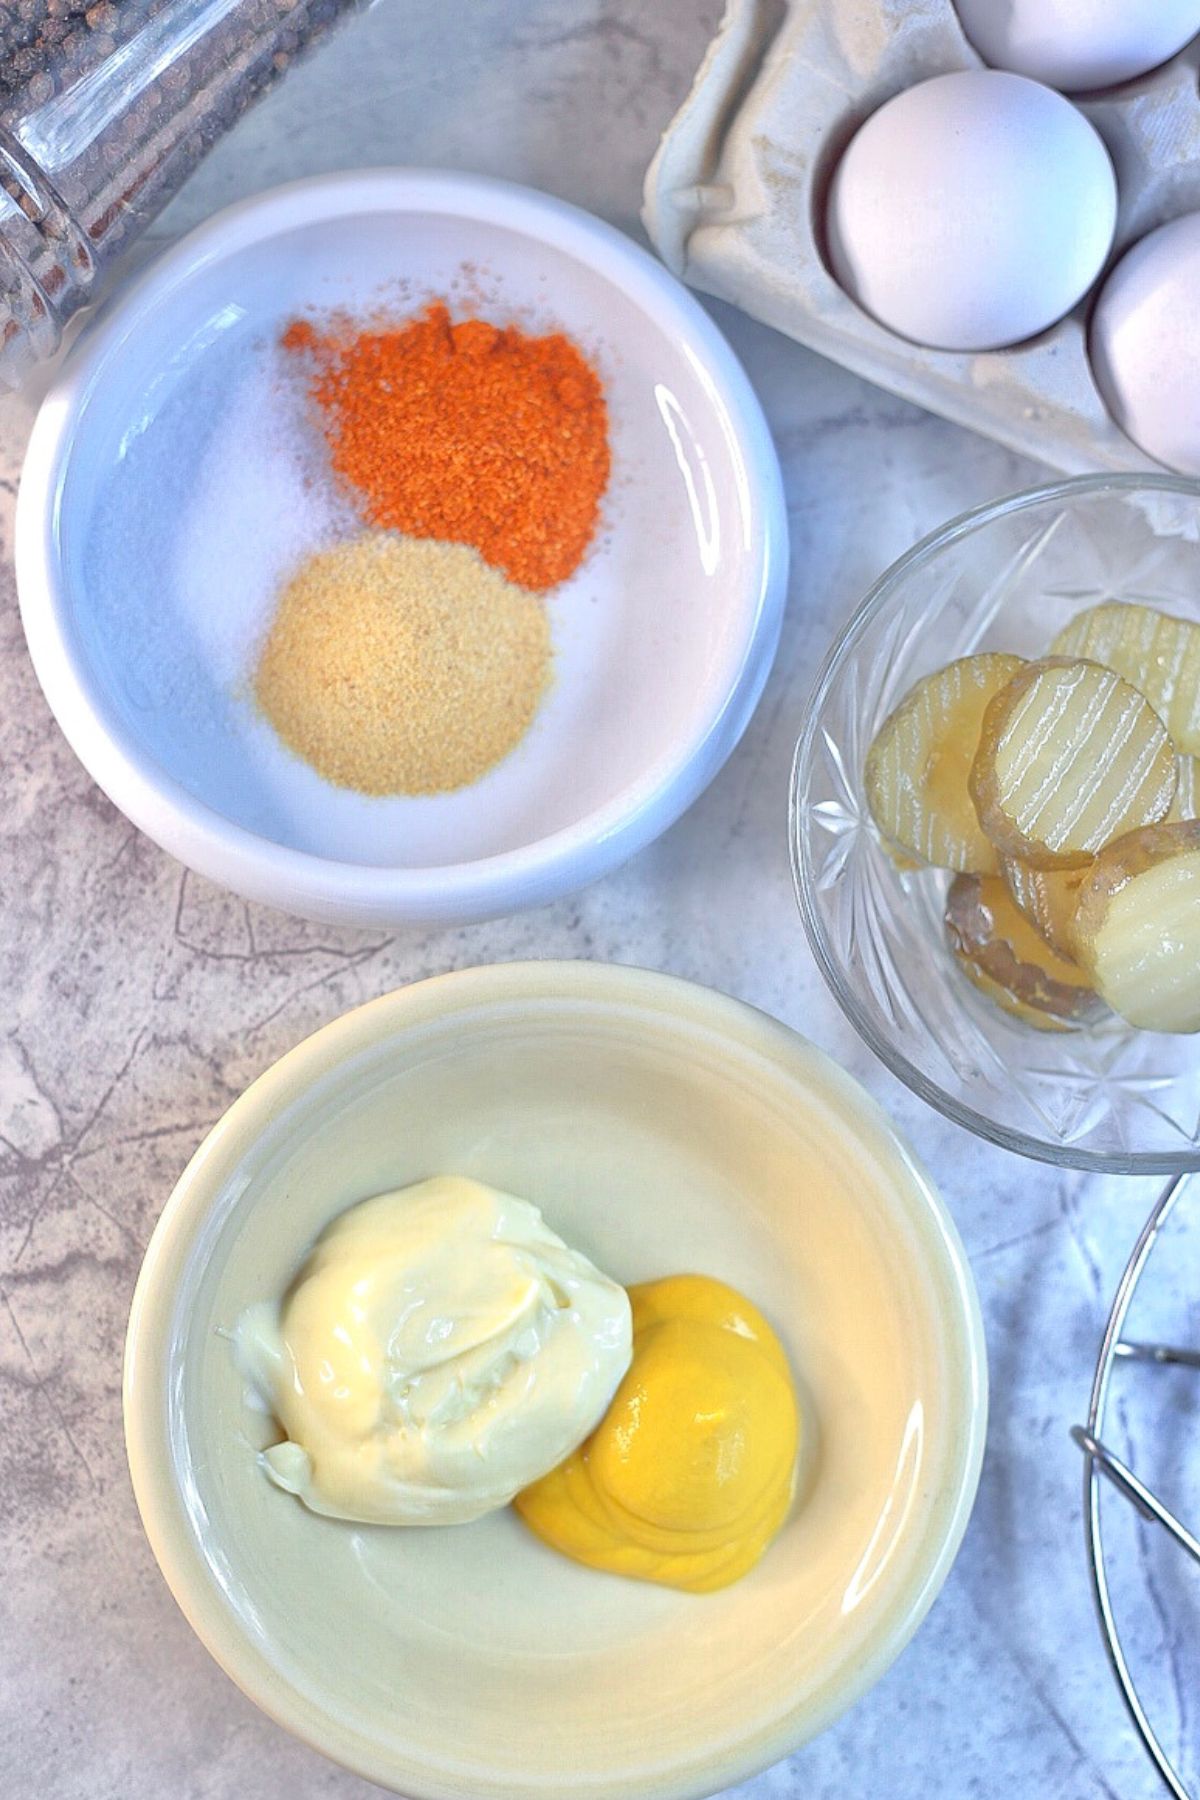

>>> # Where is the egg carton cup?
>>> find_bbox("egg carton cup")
[643,0,1200,475]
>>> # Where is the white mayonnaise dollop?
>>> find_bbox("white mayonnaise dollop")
[233,1176,632,1526]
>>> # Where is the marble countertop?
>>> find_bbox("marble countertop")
[0,3,1194,1797]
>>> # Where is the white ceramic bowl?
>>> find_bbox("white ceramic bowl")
[124,961,986,1800]
[16,171,787,927]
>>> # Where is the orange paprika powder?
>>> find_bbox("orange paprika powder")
[282,304,610,593]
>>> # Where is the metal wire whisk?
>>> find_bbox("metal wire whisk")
[1073,1174,1199,1800]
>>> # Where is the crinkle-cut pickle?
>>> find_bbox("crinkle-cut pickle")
[1001,857,1089,961]
[969,657,1176,870]
[1169,755,1199,823]
[945,873,1103,1028]
[1073,821,1200,1033]
[952,962,1072,1032]
[864,654,1025,874]
[880,834,924,874]
[1051,600,1200,757]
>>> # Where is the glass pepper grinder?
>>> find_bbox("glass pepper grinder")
[0,0,361,389]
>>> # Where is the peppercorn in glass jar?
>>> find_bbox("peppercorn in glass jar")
[0,0,357,387]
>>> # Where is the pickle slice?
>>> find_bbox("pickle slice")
[1000,857,1089,961]
[1051,600,1200,756]
[1073,822,1200,1032]
[970,658,1176,869]
[945,874,1103,1027]
[954,966,1071,1032]
[1168,755,1199,823]
[864,654,1025,873]
[880,836,924,874]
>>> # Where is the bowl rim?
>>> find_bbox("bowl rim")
[123,959,988,1800]
[791,469,1200,1176]
[15,168,788,927]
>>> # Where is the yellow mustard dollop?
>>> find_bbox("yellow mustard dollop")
[515,1274,799,1593]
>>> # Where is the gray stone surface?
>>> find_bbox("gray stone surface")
[0,3,1195,1797]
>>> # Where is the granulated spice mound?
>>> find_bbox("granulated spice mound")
[282,304,610,592]
[254,533,551,796]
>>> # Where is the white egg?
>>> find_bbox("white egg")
[954,0,1200,93]
[826,72,1116,353]
[1090,211,1200,474]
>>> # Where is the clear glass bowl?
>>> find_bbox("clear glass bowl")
[791,474,1200,1174]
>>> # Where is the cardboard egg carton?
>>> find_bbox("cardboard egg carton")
[643,0,1200,474]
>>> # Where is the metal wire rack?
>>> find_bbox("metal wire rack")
[1073,1173,1200,1799]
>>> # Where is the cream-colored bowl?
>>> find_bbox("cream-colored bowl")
[123,962,986,1799]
